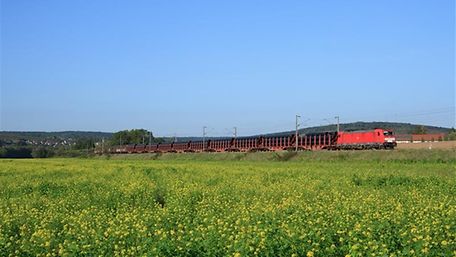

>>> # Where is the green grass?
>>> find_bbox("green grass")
[0,153,455,256]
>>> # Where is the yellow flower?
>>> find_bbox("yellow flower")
[306,251,314,257]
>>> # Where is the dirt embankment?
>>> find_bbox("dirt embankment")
[397,141,456,150]
[103,147,456,163]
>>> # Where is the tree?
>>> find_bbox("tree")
[0,148,6,157]
[413,125,427,134]
[447,127,456,141]
[74,138,96,150]
[32,147,54,158]
[110,129,153,146]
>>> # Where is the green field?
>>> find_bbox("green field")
[0,151,455,256]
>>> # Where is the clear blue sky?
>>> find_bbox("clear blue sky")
[1,0,455,136]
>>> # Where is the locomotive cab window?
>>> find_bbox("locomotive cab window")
[383,131,393,136]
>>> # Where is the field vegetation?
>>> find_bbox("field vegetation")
[0,151,455,256]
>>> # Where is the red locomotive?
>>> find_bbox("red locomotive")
[335,129,396,150]
[106,128,396,154]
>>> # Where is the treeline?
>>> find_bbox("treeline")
[0,137,100,157]
[0,147,54,158]
[0,146,97,158]
[0,128,167,158]
[110,129,165,146]
[0,131,111,141]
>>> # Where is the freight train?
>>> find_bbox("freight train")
[105,128,396,154]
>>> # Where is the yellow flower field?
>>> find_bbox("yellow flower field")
[0,157,454,256]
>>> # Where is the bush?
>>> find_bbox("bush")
[32,147,54,158]
[446,131,456,141]
[0,147,32,158]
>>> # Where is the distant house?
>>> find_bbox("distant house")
[411,133,444,142]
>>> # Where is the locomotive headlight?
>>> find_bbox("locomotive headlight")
[385,137,395,143]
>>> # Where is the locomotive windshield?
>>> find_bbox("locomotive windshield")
[383,131,393,136]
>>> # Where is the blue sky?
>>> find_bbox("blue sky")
[1,0,454,136]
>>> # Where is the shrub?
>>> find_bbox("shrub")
[32,147,54,158]
[0,147,32,158]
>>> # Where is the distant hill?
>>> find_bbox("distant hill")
[264,122,452,137]
[0,131,112,147]
[0,131,112,140]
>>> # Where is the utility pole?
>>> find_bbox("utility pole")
[120,135,122,146]
[335,116,340,133]
[203,126,207,151]
[149,131,152,151]
[233,127,237,139]
[295,115,301,152]
[102,137,104,154]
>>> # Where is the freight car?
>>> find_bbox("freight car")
[104,128,396,154]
